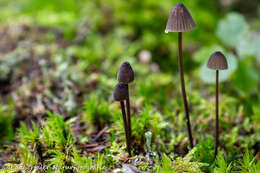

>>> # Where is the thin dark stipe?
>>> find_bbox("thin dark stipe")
[178,32,194,148]
[215,70,219,158]
[120,101,131,156]
[207,51,227,159]
[126,85,131,144]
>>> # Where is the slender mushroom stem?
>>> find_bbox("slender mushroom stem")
[120,101,131,156]
[178,32,194,148]
[126,85,132,144]
[215,70,219,158]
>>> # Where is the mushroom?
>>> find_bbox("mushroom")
[117,61,134,154]
[117,62,134,84]
[113,82,131,155]
[165,3,196,148]
[207,51,228,158]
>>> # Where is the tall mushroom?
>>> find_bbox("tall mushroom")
[117,62,134,151]
[113,82,131,155]
[207,51,228,158]
[165,3,196,148]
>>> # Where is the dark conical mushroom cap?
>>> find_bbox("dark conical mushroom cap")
[165,3,196,33]
[117,61,134,84]
[113,82,128,101]
[207,51,228,70]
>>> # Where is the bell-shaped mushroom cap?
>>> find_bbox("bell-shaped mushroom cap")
[165,3,196,33]
[113,82,128,101]
[117,62,134,84]
[207,51,228,70]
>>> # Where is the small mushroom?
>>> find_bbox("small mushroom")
[165,3,196,148]
[113,82,131,155]
[207,51,228,158]
[207,51,228,70]
[117,62,134,84]
[165,3,196,33]
[117,61,135,155]
[113,82,128,101]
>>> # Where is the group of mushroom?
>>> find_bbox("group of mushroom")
[113,62,134,156]
[113,3,228,158]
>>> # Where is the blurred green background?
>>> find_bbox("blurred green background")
[1,0,259,111]
[1,0,259,83]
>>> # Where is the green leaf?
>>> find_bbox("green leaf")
[236,34,260,58]
[232,61,259,93]
[217,13,249,47]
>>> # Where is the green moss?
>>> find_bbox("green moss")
[0,104,15,145]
